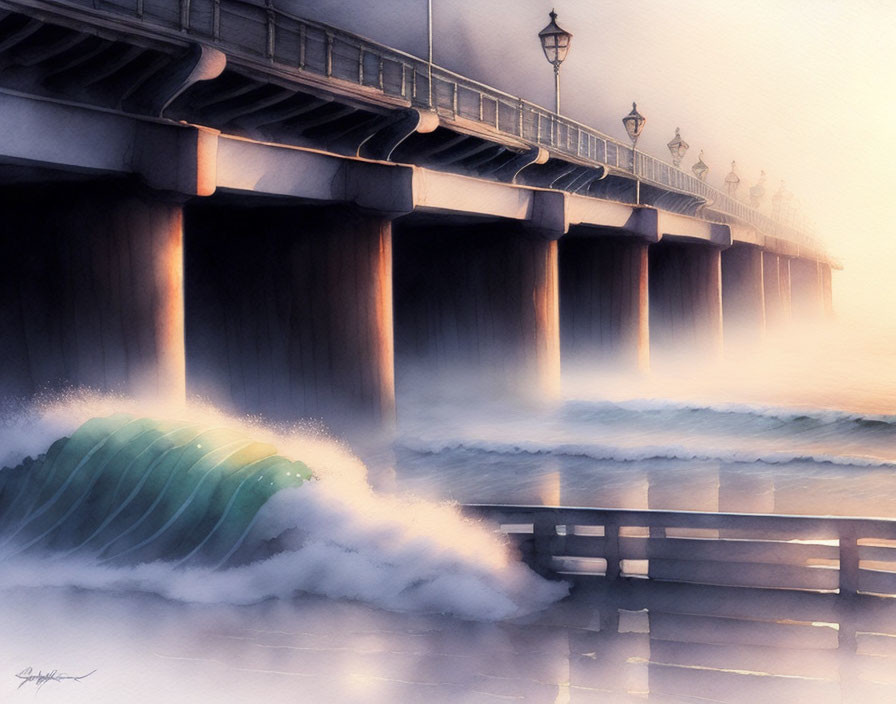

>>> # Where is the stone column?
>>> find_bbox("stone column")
[779,256,793,321]
[0,179,186,403]
[790,257,824,320]
[392,221,560,402]
[762,251,786,328]
[648,240,723,356]
[721,243,765,341]
[559,233,649,371]
[184,203,395,430]
[820,262,833,317]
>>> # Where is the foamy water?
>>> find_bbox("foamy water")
[0,394,566,621]
[2,315,895,702]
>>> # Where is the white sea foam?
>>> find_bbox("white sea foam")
[396,436,896,468]
[0,392,568,621]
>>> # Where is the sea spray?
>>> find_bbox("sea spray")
[0,393,568,621]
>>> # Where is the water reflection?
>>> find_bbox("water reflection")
[390,449,896,520]
[2,582,894,703]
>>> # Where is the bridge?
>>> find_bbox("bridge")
[0,0,838,428]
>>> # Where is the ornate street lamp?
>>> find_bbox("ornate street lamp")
[772,180,785,218]
[622,102,646,203]
[667,127,689,168]
[538,10,572,114]
[749,170,766,208]
[692,150,708,181]
[622,102,646,148]
[725,161,740,197]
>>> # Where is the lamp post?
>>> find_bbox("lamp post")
[725,161,740,197]
[538,10,572,114]
[692,150,709,181]
[622,102,646,204]
[427,0,433,107]
[749,170,766,208]
[667,127,688,168]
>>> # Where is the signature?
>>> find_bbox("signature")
[15,667,96,690]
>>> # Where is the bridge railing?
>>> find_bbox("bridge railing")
[464,504,896,597]
[55,0,814,247]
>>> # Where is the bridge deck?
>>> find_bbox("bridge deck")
[0,0,829,260]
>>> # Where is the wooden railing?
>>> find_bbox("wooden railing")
[464,504,896,597]
[29,0,820,250]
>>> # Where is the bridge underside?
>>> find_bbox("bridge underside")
[392,218,560,402]
[0,1,837,429]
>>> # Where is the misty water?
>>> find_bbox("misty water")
[2,316,895,702]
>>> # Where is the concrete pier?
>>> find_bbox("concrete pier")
[0,180,186,403]
[762,251,790,327]
[820,262,834,317]
[721,244,765,341]
[559,233,649,370]
[779,256,793,321]
[648,240,723,356]
[790,257,824,320]
[392,221,560,401]
[184,203,395,429]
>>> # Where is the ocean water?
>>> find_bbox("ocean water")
[1,315,895,702]
[388,317,896,519]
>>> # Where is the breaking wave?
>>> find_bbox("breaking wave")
[0,395,567,621]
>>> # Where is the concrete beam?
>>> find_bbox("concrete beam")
[410,168,532,221]
[215,136,343,202]
[656,211,731,246]
[729,224,765,248]
[567,195,635,230]
[0,91,835,271]
[0,90,217,196]
[0,90,134,175]
[567,197,659,242]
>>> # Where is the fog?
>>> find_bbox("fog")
[286,0,896,317]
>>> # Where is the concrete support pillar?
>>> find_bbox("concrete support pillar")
[392,221,560,401]
[0,180,186,403]
[779,256,793,321]
[184,203,395,430]
[721,244,765,341]
[648,240,723,356]
[762,251,789,327]
[820,262,834,317]
[790,257,824,320]
[559,234,649,370]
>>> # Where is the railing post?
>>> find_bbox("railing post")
[265,0,275,60]
[604,519,620,580]
[533,516,556,574]
[517,99,523,137]
[179,0,190,31]
[839,525,859,596]
[377,57,384,90]
[325,30,333,77]
[136,0,144,19]
[478,92,483,121]
[297,23,305,68]
[452,81,458,116]
[212,0,220,39]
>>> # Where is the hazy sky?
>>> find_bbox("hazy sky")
[287,0,895,317]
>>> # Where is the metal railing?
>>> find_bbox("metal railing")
[464,504,896,597]
[42,0,817,249]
